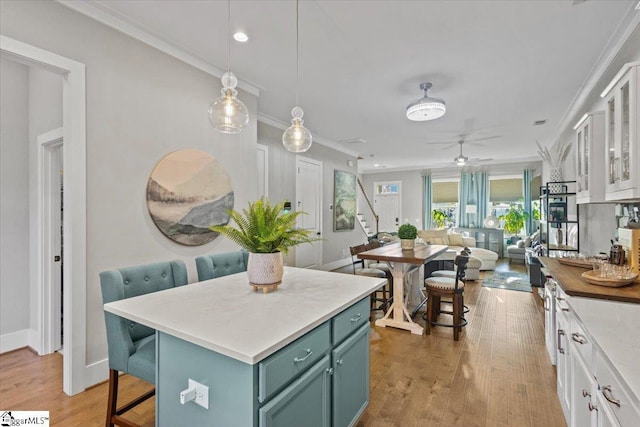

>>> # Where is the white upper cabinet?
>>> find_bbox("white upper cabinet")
[574,112,605,204]
[602,62,640,201]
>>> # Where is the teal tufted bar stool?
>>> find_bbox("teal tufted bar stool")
[195,250,249,281]
[99,259,188,427]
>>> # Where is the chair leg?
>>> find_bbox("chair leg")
[425,292,433,335]
[106,369,118,427]
[453,294,462,341]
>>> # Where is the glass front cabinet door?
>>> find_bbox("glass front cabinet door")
[574,112,605,204]
[603,62,639,201]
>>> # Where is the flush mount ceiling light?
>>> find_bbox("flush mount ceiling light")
[208,0,249,134]
[406,82,446,121]
[282,0,312,152]
[233,31,249,42]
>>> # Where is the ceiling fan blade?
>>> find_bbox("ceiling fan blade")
[465,135,501,143]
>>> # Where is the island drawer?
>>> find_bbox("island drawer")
[595,350,640,426]
[332,297,370,345]
[258,322,330,403]
[569,314,593,371]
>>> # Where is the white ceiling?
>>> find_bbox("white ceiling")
[64,0,639,173]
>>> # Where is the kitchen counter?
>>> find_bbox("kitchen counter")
[539,257,640,304]
[104,266,386,364]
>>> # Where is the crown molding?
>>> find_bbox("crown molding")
[56,0,260,96]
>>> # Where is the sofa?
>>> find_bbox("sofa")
[418,229,499,272]
[506,231,540,264]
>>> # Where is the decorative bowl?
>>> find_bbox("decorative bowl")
[581,270,638,288]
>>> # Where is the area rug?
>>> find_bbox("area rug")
[481,271,532,293]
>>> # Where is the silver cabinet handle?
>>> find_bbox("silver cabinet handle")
[588,402,598,412]
[561,306,570,312]
[544,296,549,311]
[582,389,590,398]
[602,386,621,407]
[336,359,343,365]
[572,333,587,344]
[325,368,333,375]
[350,313,362,323]
[557,329,565,355]
[294,349,313,363]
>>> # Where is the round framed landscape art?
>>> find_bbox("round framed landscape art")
[146,149,234,246]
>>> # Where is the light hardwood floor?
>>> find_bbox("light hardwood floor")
[0,260,565,426]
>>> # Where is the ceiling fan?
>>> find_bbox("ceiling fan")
[425,135,497,166]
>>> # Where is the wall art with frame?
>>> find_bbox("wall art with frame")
[334,170,356,231]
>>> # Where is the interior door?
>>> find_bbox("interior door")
[373,181,401,232]
[295,156,322,268]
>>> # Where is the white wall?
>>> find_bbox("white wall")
[27,65,64,346]
[1,0,257,367]
[258,121,363,266]
[0,58,30,345]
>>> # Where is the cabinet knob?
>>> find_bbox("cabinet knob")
[336,359,344,365]
[582,389,591,398]
[325,368,333,375]
[588,402,598,412]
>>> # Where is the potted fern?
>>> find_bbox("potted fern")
[210,198,318,291]
[398,223,418,250]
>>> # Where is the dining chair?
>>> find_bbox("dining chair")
[349,243,393,318]
[99,260,188,427]
[195,250,249,281]
[424,254,469,341]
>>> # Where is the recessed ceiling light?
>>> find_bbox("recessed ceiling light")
[233,32,249,43]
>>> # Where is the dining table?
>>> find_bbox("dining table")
[358,242,448,335]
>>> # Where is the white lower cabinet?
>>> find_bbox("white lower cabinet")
[548,292,640,427]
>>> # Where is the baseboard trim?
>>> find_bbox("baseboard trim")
[85,357,109,388]
[0,329,31,353]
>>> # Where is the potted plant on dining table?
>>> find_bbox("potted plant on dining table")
[398,223,418,250]
[210,197,320,293]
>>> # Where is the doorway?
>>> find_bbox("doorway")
[1,35,87,395]
[39,128,64,354]
[295,156,322,268]
[373,181,401,232]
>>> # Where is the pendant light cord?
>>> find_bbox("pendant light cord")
[227,0,231,74]
[296,0,299,106]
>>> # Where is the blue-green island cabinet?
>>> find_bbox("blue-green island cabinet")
[156,297,371,427]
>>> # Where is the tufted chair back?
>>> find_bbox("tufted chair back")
[195,250,249,281]
[99,260,188,380]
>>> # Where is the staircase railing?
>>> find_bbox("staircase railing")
[357,177,378,236]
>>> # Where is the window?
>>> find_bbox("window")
[489,177,523,219]
[432,180,459,228]
[375,182,399,195]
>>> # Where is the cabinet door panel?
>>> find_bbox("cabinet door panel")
[570,350,596,427]
[333,323,370,427]
[259,355,331,427]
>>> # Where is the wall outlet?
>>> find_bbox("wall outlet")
[188,379,209,409]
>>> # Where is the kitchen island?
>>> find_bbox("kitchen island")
[104,267,386,427]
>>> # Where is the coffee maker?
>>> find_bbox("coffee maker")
[609,242,625,266]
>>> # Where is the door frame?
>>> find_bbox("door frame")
[38,128,63,355]
[373,180,402,232]
[295,155,323,267]
[1,35,87,396]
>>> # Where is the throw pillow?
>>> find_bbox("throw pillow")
[448,232,465,247]
[524,237,532,247]
[517,240,525,248]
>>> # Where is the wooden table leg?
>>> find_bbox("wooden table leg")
[374,262,423,335]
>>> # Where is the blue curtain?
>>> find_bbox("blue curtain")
[422,173,432,229]
[523,169,534,235]
[459,171,488,228]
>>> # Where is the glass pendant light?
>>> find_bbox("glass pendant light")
[208,0,249,134]
[282,0,312,152]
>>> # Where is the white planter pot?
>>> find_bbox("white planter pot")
[247,252,284,285]
[400,239,415,250]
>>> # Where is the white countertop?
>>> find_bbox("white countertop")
[569,297,640,408]
[104,267,385,364]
